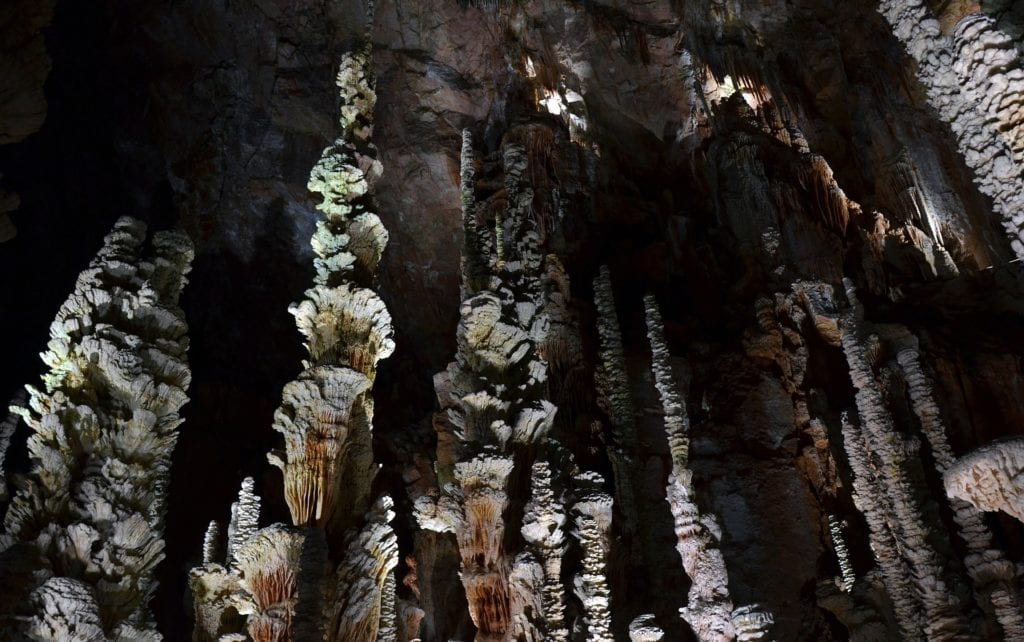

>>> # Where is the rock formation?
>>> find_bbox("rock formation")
[0,216,194,639]
[5,1,1024,641]
[189,15,400,640]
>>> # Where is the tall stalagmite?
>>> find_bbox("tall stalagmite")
[189,10,399,639]
[0,217,194,639]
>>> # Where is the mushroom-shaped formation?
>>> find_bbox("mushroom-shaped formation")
[945,438,1024,524]
[454,452,515,638]
[731,605,775,641]
[268,366,373,527]
[572,472,614,642]
[629,614,665,642]
[235,525,328,642]
[449,391,510,446]
[456,292,533,376]
[329,496,400,642]
[291,285,395,374]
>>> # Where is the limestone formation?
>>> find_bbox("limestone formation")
[0,217,194,639]
[895,337,1024,638]
[571,472,615,642]
[800,280,976,640]
[629,615,665,642]
[876,0,1024,256]
[946,439,1024,524]
[191,19,400,640]
[828,515,856,593]
[644,294,767,641]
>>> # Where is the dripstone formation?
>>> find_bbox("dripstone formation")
[2,0,1024,641]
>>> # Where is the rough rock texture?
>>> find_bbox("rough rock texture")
[4,0,1024,640]
[0,217,194,639]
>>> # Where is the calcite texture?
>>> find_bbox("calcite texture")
[3,0,1024,641]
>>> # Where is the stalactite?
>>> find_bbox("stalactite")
[895,335,1024,638]
[0,216,193,639]
[876,0,1024,257]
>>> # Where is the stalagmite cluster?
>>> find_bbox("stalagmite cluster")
[0,216,194,639]
[190,15,400,640]
[415,130,572,641]
[10,2,1024,640]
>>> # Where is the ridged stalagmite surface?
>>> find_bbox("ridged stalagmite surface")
[0,216,194,639]
[190,11,400,639]
[876,0,1024,256]
[946,439,1024,524]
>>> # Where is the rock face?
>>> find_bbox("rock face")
[3,0,1024,641]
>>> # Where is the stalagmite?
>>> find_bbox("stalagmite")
[520,460,569,640]
[234,525,328,642]
[191,11,399,639]
[415,128,579,641]
[828,515,856,593]
[0,216,193,639]
[729,605,774,641]
[592,266,641,542]
[876,0,1024,257]
[572,472,615,642]
[329,496,401,642]
[799,279,973,640]
[895,336,1024,638]
[629,614,665,642]
[643,294,767,642]
[268,367,373,528]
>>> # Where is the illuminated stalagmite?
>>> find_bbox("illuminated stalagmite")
[414,128,616,641]
[190,18,399,640]
[643,294,773,642]
[946,439,1024,525]
[894,335,1024,639]
[876,0,1024,256]
[0,217,194,639]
